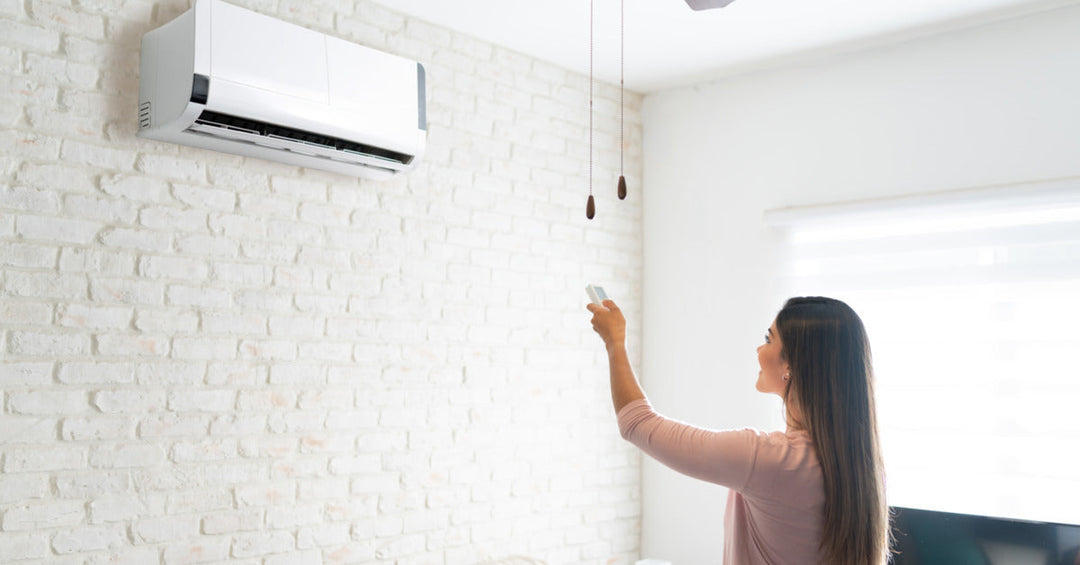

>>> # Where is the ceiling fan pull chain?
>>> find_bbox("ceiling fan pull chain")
[618,0,627,201]
[586,0,596,220]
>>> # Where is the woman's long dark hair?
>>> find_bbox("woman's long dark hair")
[776,297,889,565]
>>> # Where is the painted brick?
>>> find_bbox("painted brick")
[57,304,133,331]
[268,363,325,385]
[88,443,163,468]
[16,214,100,244]
[132,515,200,544]
[136,154,207,183]
[173,183,237,212]
[58,247,137,275]
[167,390,236,413]
[267,411,322,434]
[140,256,211,283]
[61,416,133,441]
[138,413,210,439]
[0,362,53,385]
[297,521,350,549]
[59,139,136,170]
[52,523,127,554]
[175,234,238,257]
[267,315,325,339]
[238,339,297,361]
[0,130,61,162]
[161,538,230,565]
[5,271,86,300]
[63,194,138,225]
[55,471,129,499]
[24,53,99,88]
[0,532,50,561]
[265,504,322,529]
[90,277,165,305]
[167,490,231,517]
[99,226,172,252]
[2,501,85,530]
[238,436,296,459]
[0,19,60,51]
[0,416,58,444]
[201,508,263,535]
[133,309,200,335]
[268,457,326,480]
[0,185,61,214]
[29,0,106,37]
[95,333,170,357]
[237,389,297,412]
[235,482,297,507]
[201,311,266,336]
[134,362,204,387]
[93,389,166,413]
[99,173,171,203]
[264,550,323,565]
[56,362,132,385]
[206,363,265,387]
[211,261,272,287]
[0,474,50,504]
[166,286,231,309]
[7,388,87,414]
[85,547,160,565]
[139,206,209,233]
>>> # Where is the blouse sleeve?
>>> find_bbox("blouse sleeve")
[617,398,758,491]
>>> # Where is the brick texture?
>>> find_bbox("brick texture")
[0,0,644,563]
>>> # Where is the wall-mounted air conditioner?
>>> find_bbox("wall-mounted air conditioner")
[137,0,426,180]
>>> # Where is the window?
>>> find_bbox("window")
[766,178,1080,525]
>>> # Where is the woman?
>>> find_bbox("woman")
[587,296,889,565]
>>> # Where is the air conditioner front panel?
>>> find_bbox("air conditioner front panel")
[210,0,330,104]
[327,36,421,133]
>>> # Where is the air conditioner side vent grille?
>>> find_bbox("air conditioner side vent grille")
[193,110,413,165]
[139,101,151,130]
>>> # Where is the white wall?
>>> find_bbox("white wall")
[0,1,644,564]
[640,4,1080,563]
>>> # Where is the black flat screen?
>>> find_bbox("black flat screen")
[891,507,1080,565]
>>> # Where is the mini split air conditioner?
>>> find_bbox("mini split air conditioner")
[138,0,426,179]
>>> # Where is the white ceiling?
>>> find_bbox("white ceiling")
[372,0,1079,93]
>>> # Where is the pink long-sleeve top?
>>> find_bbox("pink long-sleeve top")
[618,398,826,565]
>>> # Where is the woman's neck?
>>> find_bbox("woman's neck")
[785,403,807,432]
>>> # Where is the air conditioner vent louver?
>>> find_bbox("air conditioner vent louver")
[192,110,413,165]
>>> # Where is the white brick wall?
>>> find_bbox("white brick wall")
[0,0,644,563]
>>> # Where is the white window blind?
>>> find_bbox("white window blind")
[765,178,1080,526]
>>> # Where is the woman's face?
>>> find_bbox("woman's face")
[756,320,790,396]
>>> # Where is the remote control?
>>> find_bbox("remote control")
[585,284,609,305]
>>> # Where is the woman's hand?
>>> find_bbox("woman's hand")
[587,299,644,412]
[587,299,626,352]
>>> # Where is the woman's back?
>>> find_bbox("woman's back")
[618,399,826,564]
[724,429,824,565]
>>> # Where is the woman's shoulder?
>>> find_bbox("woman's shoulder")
[751,429,819,466]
